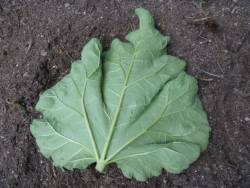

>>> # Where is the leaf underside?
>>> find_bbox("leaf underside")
[31,8,210,181]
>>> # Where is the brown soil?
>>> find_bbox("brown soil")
[0,0,250,187]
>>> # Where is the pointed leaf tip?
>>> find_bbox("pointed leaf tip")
[135,8,155,29]
[80,38,102,77]
[82,38,102,54]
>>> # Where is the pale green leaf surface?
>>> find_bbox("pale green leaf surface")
[31,8,210,181]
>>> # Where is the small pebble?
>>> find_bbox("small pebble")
[244,117,250,122]
[64,3,70,8]
[23,72,29,77]
[40,50,47,56]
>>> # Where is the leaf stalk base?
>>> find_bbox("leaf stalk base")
[95,160,106,172]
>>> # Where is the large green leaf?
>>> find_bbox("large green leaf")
[31,8,210,181]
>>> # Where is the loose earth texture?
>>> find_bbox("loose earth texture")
[0,0,250,187]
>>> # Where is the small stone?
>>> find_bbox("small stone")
[244,117,250,122]
[40,50,47,56]
[64,3,70,8]
[23,72,29,77]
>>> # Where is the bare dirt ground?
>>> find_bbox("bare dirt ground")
[0,0,250,187]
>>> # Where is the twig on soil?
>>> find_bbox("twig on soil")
[198,68,224,78]
[25,39,33,54]
[193,16,212,23]
[51,166,57,178]
[179,1,205,11]
[60,46,73,60]
[198,35,212,44]
[234,88,250,98]
[235,29,250,52]
[197,77,214,82]
[215,60,225,74]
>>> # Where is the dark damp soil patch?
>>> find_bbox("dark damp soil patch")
[0,0,250,187]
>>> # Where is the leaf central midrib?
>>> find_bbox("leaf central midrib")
[98,54,137,164]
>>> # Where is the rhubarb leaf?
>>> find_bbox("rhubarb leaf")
[31,8,210,181]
